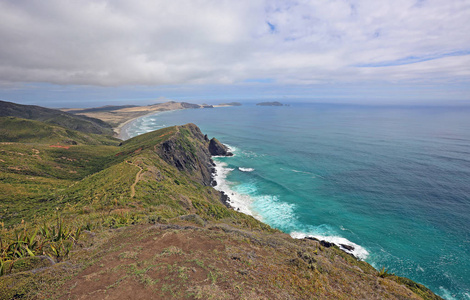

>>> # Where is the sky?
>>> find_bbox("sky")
[0,0,469,107]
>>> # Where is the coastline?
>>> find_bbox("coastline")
[210,148,370,261]
[117,107,391,265]
[115,109,181,140]
[114,104,237,140]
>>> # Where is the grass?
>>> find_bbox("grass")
[0,119,444,300]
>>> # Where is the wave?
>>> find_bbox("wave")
[438,287,459,300]
[212,161,257,217]
[213,146,369,261]
[239,167,255,172]
[290,231,369,260]
[212,161,296,226]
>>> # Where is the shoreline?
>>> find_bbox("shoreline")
[115,109,180,140]
[114,104,236,140]
[210,151,369,261]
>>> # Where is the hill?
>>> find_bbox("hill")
[0,100,114,135]
[63,101,208,128]
[0,117,119,145]
[0,119,441,299]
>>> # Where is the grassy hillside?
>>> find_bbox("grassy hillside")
[0,117,120,225]
[0,120,441,299]
[0,100,114,135]
[0,117,119,145]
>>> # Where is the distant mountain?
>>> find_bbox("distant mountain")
[0,100,114,135]
[256,101,283,106]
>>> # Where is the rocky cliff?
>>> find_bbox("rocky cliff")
[0,121,442,300]
[157,123,227,187]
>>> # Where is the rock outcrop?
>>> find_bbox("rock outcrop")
[156,124,233,187]
[157,124,214,186]
[208,138,233,156]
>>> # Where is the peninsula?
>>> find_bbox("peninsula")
[0,100,441,299]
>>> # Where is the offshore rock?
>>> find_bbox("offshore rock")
[209,138,233,156]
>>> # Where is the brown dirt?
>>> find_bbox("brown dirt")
[126,161,143,198]
[51,223,425,300]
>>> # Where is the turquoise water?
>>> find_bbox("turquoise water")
[125,104,470,299]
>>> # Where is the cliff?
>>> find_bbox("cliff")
[0,119,441,299]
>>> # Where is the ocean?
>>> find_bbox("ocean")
[123,103,470,299]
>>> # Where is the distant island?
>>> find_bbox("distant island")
[256,101,284,106]
[215,102,242,107]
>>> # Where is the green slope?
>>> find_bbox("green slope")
[0,117,119,145]
[0,100,114,135]
[0,119,442,300]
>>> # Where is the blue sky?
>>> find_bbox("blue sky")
[0,0,469,107]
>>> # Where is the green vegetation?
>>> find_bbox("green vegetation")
[0,117,118,145]
[0,100,114,135]
[0,113,442,299]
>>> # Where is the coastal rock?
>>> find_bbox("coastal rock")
[340,244,355,251]
[157,124,214,186]
[220,191,232,208]
[320,240,334,248]
[208,138,233,156]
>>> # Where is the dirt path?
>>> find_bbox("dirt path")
[127,161,143,198]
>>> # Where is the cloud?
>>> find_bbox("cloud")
[0,0,469,87]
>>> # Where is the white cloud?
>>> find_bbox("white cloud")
[0,0,469,87]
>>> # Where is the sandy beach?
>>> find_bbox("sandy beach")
[62,101,240,140]
[63,101,198,140]
[115,110,162,140]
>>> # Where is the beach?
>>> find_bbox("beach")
[62,101,211,140]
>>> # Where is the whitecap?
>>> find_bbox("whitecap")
[251,194,297,229]
[212,160,295,225]
[439,287,458,300]
[212,161,256,217]
[291,169,312,174]
[291,231,369,260]
[239,167,255,172]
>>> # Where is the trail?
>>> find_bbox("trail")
[127,161,143,198]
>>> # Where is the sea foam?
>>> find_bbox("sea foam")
[212,149,368,261]
[290,231,369,260]
[212,161,257,217]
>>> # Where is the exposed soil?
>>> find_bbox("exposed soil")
[48,223,426,300]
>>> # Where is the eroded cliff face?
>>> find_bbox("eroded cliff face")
[209,137,233,156]
[157,123,232,187]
